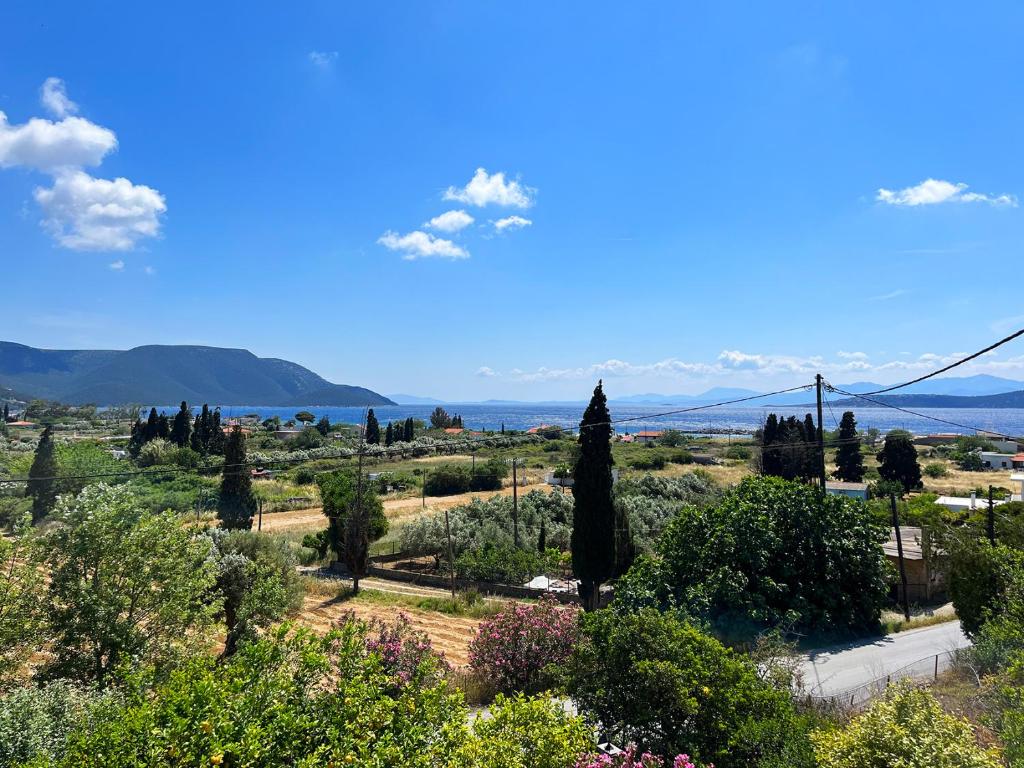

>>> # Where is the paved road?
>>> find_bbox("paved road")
[800,620,970,699]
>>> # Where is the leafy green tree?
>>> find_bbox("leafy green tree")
[170,401,191,447]
[566,608,808,766]
[27,425,58,523]
[315,415,330,437]
[571,381,616,611]
[294,411,315,425]
[206,530,304,657]
[430,406,452,429]
[0,516,45,685]
[41,484,216,684]
[617,476,890,634]
[316,471,388,593]
[834,411,864,482]
[878,432,922,493]
[811,682,1000,768]
[365,409,381,445]
[218,426,256,530]
[949,540,1024,636]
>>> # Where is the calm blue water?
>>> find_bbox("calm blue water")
[160,404,1024,438]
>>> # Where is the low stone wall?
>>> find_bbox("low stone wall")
[331,560,582,604]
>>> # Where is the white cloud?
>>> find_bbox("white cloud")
[476,366,497,377]
[108,259,124,271]
[868,288,908,302]
[308,51,338,68]
[837,351,868,360]
[144,265,155,275]
[40,77,78,118]
[0,112,117,172]
[494,215,532,232]
[877,178,1017,207]
[34,170,167,251]
[378,229,469,260]
[425,209,474,233]
[444,168,534,208]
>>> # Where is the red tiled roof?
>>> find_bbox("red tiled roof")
[444,427,464,434]
[6,421,35,427]
[636,430,663,437]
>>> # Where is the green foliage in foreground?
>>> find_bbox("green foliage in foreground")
[22,624,589,768]
[565,608,814,767]
[811,683,1001,768]
[615,476,890,635]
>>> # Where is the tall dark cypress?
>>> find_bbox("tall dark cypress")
[803,413,819,481]
[404,417,414,442]
[385,422,394,446]
[218,426,256,529]
[365,409,380,445]
[27,425,58,523]
[209,409,226,454]
[834,411,865,482]
[157,413,171,440]
[128,418,146,457]
[570,380,616,611]
[143,407,159,441]
[3,403,9,422]
[760,413,780,476]
[170,401,191,447]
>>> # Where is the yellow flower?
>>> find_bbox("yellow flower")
[210,755,223,766]
[200,720,213,734]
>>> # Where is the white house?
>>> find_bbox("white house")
[933,493,1007,514]
[980,451,1016,470]
[825,481,870,500]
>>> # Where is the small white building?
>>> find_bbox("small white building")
[825,481,870,500]
[980,451,1016,470]
[933,493,1007,513]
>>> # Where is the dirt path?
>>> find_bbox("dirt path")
[298,592,481,666]
[258,482,553,533]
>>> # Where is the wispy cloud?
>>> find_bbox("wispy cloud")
[868,288,908,302]
[494,215,532,232]
[444,168,534,208]
[877,179,1017,207]
[308,51,338,69]
[108,259,124,271]
[476,366,497,377]
[378,230,469,260]
[40,77,78,118]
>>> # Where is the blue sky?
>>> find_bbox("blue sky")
[2,2,1024,401]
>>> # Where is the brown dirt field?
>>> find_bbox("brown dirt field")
[298,593,480,666]
[258,482,552,533]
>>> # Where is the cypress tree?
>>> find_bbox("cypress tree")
[570,380,616,611]
[613,502,635,578]
[878,432,922,494]
[834,411,865,482]
[27,425,58,523]
[128,418,145,458]
[760,414,779,476]
[803,413,819,481]
[365,409,380,445]
[192,404,212,453]
[170,401,191,447]
[218,426,256,529]
[537,515,547,553]
[404,417,414,442]
[143,407,159,441]
[157,413,170,440]
[3,403,8,422]
[209,409,226,454]
[385,422,394,446]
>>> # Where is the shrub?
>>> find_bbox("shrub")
[135,437,173,467]
[670,450,694,464]
[456,544,555,585]
[723,445,751,461]
[630,454,667,471]
[949,541,1024,636]
[294,467,316,485]
[811,683,1001,768]
[924,462,949,478]
[425,464,472,495]
[468,595,580,694]
[575,748,709,767]
[959,452,984,472]
[566,609,809,767]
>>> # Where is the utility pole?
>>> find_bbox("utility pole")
[422,469,426,509]
[988,485,996,547]
[443,508,456,599]
[353,425,365,595]
[257,497,263,532]
[815,374,827,492]
[890,493,911,621]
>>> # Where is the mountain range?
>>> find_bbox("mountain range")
[0,342,393,407]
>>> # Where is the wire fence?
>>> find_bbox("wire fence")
[803,648,963,708]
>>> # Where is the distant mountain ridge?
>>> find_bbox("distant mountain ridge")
[0,342,393,407]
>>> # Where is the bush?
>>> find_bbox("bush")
[424,464,472,495]
[811,683,1001,767]
[135,438,173,467]
[616,476,890,634]
[456,544,555,585]
[468,596,580,694]
[959,452,984,472]
[949,541,1024,636]
[670,450,694,464]
[566,609,810,767]
[723,445,751,461]
[294,467,316,485]
[924,462,949,478]
[630,454,667,471]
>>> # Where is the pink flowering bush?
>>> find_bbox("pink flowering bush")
[360,612,450,691]
[574,746,711,768]
[468,594,580,694]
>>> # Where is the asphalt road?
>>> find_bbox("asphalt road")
[800,620,970,699]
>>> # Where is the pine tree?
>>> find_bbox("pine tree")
[218,426,256,530]
[385,422,394,446]
[27,425,58,523]
[170,401,192,447]
[316,416,331,437]
[834,411,865,482]
[571,380,616,611]
[365,409,380,445]
[430,407,451,430]
[878,432,922,494]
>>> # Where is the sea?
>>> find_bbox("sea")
[173,404,1024,439]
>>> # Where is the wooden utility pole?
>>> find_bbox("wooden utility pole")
[257,497,263,532]
[512,457,520,547]
[890,493,911,621]
[988,485,996,546]
[443,508,456,599]
[422,469,426,508]
[815,374,827,492]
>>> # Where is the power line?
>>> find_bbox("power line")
[854,326,1024,396]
